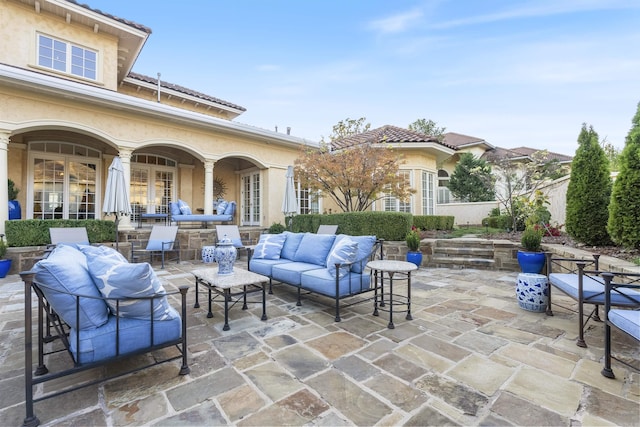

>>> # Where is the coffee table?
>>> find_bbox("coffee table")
[192,267,269,331]
[367,260,418,329]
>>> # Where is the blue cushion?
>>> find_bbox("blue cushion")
[249,258,290,276]
[32,245,109,330]
[272,262,324,286]
[78,244,128,263]
[87,258,178,321]
[231,238,243,248]
[340,235,377,273]
[69,310,181,364]
[293,233,336,265]
[147,239,175,251]
[280,232,304,260]
[169,202,181,216]
[177,199,192,215]
[549,273,640,307]
[326,237,359,278]
[252,233,287,259]
[609,309,640,341]
[300,268,372,297]
[224,201,235,215]
[217,200,228,215]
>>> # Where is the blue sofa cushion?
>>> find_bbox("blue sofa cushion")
[87,258,178,321]
[177,200,192,215]
[253,233,287,259]
[609,309,640,341]
[169,202,182,216]
[294,233,336,265]
[549,273,640,307]
[280,232,305,260]
[217,200,229,215]
[78,244,128,263]
[69,308,181,364]
[249,258,290,276]
[339,235,377,273]
[300,269,372,297]
[325,237,359,278]
[272,262,324,286]
[32,245,109,330]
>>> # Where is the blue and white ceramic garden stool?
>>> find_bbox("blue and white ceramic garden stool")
[516,273,549,312]
[201,246,216,264]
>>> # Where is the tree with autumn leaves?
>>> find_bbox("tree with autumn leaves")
[294,118,413,212]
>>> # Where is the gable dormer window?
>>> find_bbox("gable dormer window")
[37,34,97,80]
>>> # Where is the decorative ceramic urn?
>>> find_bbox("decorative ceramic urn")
[214,235,237,275]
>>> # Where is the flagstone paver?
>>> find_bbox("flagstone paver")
[1,261,638,426]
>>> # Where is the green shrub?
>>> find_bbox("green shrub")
[412,215,454,231]
[405,229,421,251]
[267,222,286,234]
[290,211,412,240]
[0,236,7,258]
[521,226,543,252]
[566,124,612,245]
[482,215,511,230]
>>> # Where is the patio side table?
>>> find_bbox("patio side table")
[192,267,269,331]
[367,260,418,329]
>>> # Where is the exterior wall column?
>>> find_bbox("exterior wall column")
[204,160,215,215]
[0,130,9,236]
[118,149,134,230]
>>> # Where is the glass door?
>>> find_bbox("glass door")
[241,172,261,225]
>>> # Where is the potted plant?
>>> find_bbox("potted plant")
[0,234,11,278]
[405,228,422,267]
[8,179,21,220]
[517,226,545,273]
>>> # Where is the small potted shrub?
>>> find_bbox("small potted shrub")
[517,226,545,273]
[405,228,422,267]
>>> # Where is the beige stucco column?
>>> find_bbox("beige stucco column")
[204,160,214,215]
[0,130,9,235]
[118,149,134,231]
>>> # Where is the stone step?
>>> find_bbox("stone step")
[433,238,496,249]
[432,246,494,259]
[429,256,496,270]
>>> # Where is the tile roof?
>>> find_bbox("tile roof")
[442,132,492,148]
[127,72,246,112]
[509,146,573,163]
[66,0,152,34]
[482,146,572,163]
[331,125,455,150]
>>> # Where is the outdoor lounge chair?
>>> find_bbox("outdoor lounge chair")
[131,225,180,269]
[317,224,338,234]
[216,225,254,261]
[49,227,90,246]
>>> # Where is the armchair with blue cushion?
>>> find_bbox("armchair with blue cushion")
[131,225,180,269]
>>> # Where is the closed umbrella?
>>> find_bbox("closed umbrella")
[281,165,298,229]
[103,156,131,249]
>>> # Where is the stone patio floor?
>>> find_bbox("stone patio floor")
[1,261,638,426]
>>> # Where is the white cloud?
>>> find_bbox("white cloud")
[368,8,424,34]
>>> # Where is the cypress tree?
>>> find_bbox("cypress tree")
[608,102,640,248]
[566,124,612,245]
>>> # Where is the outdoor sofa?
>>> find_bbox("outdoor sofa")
[168,199,236,227]
[248,231,382,321]
[22,244,189,427]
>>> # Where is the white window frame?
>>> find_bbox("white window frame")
[37,33,97,80]
[241,170,261,226]
[422,170,435,215]
[383,170,412,213]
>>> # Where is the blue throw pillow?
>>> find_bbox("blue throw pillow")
[280,231,304,260]
[169,202,182,216]
[87,257,177,321]
[224,201,235,215]
[344,235,377,273]
[326,237,359,278]
[78,244,128,263]
[252,233,287,260]
[32,245,109,330]
[177,199,192,215]
[216,200,228,215]
[294,233,336,265]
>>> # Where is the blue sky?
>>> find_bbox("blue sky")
[87,0,640,155]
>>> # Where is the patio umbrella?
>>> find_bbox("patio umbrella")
[281,165,298,229]
[103,156,131,249]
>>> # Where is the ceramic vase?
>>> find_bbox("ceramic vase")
[214,236,237,275]
[201,246,216,264]
[0,259,11,278]
[516,251,545,274]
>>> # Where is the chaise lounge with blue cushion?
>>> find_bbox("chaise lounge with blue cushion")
[168,199,235,228]
[249,231,382,321]
[22,244,189,427]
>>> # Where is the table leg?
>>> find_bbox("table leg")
[223,289,230,331]
[406,271,413,321]
[373,269,379,316]
[261,282,268,321]
[388,272,395,329]
[194,278,200,308]
[242,285,248,310]
[207,287,213,318]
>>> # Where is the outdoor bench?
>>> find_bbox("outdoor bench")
[168,199,235,228]
[545,252,640,347]
[249,231,382,321]
[21,243,189,427]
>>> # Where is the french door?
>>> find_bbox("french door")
[241,171,261,225]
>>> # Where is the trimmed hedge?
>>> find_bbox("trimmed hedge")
[4,219,116,247]
[481,215,512,230]
[413,215,454,231]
